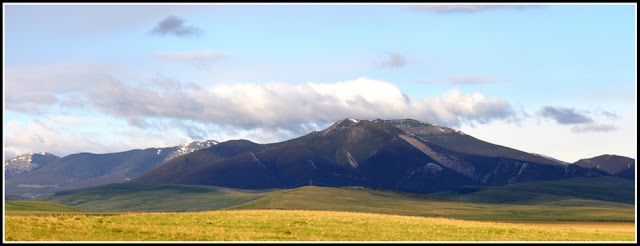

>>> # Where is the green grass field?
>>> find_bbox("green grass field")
[39,183,278,212]
[6,177,636,241]
[4,210,636,241]
[5,201,84,212]
[226,186,634,222]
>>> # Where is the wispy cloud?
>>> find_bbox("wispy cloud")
[376,53,407,69]
[151,15,203,37]
[415,74,510,85]
[571,123,617,133]
[600,110,620,119]
[408,5,541,14]
[539,106,594,125]
[151,50,230,70]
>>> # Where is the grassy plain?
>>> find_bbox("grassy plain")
[7,178,635,242]
[227,186,635,222]
[40,183,277,212]
[4,210,635,241]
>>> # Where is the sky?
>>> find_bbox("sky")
[3,3,637,163]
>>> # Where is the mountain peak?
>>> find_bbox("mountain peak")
[320,118,362,135]
[384,119,464,136]
[5,152,60,179]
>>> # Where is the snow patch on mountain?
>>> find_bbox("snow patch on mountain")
[5,152,59,177]
[164,140,219,162]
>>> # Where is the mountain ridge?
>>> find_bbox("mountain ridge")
[5,139,220,199]
[128,118,627,194]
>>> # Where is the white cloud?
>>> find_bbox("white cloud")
[3,119,190,159]
[90,77,515,129]
[4,62,114,114]
[4,120,113,159]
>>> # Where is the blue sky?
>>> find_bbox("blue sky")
[3,3,637,163]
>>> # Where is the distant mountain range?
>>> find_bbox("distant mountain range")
[6,118,635,199]
[130,119,634,194]
[4,140,218,199]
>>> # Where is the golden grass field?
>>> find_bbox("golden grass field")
[4,209,636,241]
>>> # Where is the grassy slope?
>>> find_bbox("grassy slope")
[227,185,635,222]
[432,176,635,206]
[4,210,635,241]
[33,176,635,221]
[5,201,84,212]
[39,183,278,212]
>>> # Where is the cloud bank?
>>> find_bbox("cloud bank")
[87,77,515,129]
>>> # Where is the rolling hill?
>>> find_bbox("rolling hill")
[40,183,277,212]
[39,177,634,222]
[431,176,635,207]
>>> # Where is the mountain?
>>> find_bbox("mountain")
[4,152,60,180]
[131,139,282,184]
[573,154,635,180]
[5,140,219,199]
[130,118,613,194]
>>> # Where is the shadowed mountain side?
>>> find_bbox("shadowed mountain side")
[163,119,480,193]
[386,119,562,166]
[6,149,171,194]
[130,119,613,194]
[130,140,281,184]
